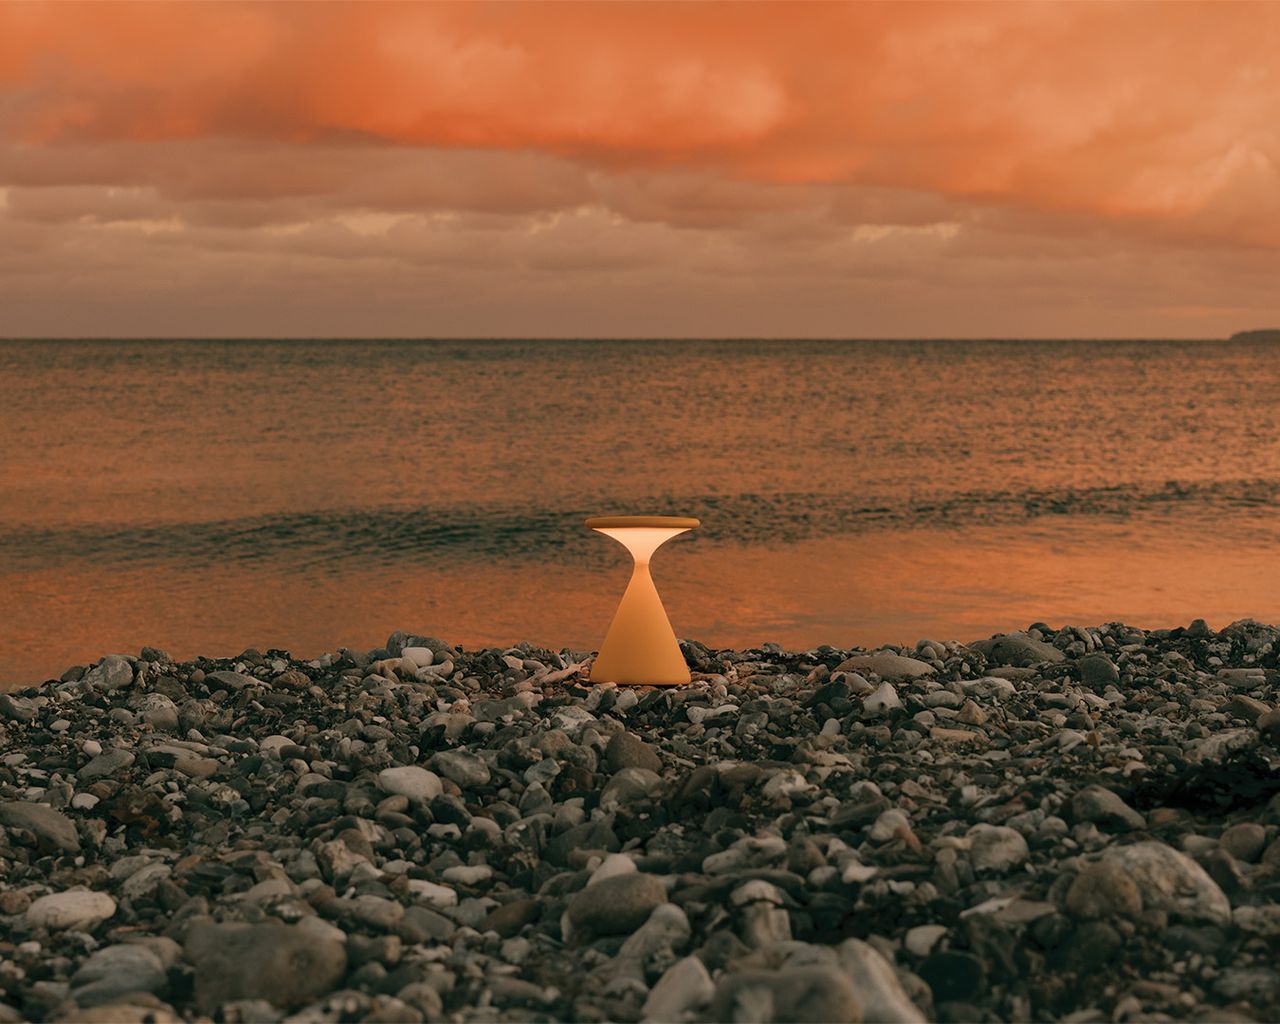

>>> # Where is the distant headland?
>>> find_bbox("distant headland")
[1229,328,1280,342]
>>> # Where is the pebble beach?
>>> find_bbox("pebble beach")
[2,621,1280,1024]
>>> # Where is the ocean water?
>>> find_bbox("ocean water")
[2,338,1279,683]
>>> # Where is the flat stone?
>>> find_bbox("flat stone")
[205,670,260,691]
[428,750,490,788]
[70,945,167,1007]
[184,919,347,1012]
[377,766,442,803]
[26,890,116,931]
[838,651,935,680]
[972,632,1065,667]
[930,727,981,743]
[0,801,81,853]
[605,730,663,773]
[77,748,135,781]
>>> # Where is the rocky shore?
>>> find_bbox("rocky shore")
[2,621,1279,1023]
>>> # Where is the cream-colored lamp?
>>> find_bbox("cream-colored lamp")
[586,515,699,686]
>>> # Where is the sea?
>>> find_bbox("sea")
[2,338,1279,684]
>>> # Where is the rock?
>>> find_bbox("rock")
[967,824,1029,872]
[972,632,1065,667]
[1219,822,1266,862]
[8,624,1280,1023]
[77,747,135,781]
[428,751,490,788]
[1077,653,1119,687]
[861,682,902,716]
[605,731,663,773]
[566,872,666,938]
[1100,842,1231,925]
[26,890,116,931]
[0,801,81,853]
[838,652,934,680]
[479,899,542,937]
[184,920,348,1012]
[731,879,792,948]
[1063,861,1144,920]
[836,939,927,1023]
[929,726,981,743]
[1223,695,1271,723]
[1257,708,1280,739]
[205,670,259,691]
[600,767,663,809]
[83,655,134,691]
[399,646,435,670]
[642,955,714,1022]
[135,694,181,732]
[70,945,167,1007]
[1071,785,1146,832]
[376,766,442,803]
[708,966,863,1024]
[903,925,948,958]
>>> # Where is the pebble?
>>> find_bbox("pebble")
[566,872,666,938]
[1071,785,1147,831]
[376,766,442,803]
[0,622,1276,1022]
[26,891,117,931]
[1078,652,1120,687]
[184,919,347,1012]
[837,650,935,680]
[1219,822,1266,862]
[862,682,902,716]
[642,955,714,1022]
[428,750,490,788]
[0,801,81,852]
[605,730,663,773]
[837,938,928,1023]
[967,823,1030,872]
[70,944,167,1007]
[707,966,863,1024]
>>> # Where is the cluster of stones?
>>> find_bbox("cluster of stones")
[1,619,1279,1023]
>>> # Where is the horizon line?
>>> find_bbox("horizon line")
[1,334,1272,344]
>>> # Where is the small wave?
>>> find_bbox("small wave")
[2,477,1277,573]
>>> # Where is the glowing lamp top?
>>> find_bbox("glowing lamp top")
[585,515,700,530]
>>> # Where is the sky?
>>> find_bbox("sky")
[0,1,1277,339]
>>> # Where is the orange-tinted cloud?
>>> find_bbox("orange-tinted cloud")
[0,1,1278,336]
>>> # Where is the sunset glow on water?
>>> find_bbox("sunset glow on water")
[3,337,1278,682]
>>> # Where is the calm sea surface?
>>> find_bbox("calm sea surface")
[3,338,1279,683]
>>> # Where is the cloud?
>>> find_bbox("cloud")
[0,2,1277,336]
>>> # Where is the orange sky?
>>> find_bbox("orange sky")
[1,1,1277,338]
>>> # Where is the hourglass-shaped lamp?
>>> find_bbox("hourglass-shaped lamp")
[586,515,699,686]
